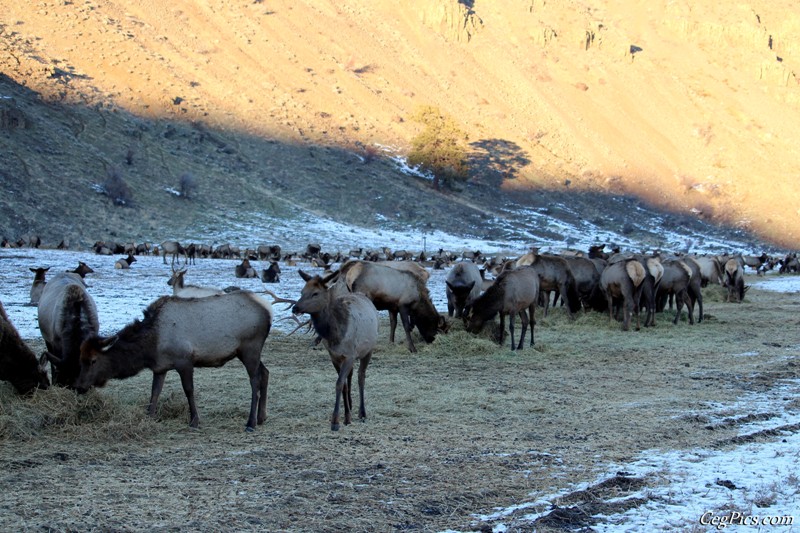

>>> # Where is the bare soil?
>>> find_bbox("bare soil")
[2,277,799,531]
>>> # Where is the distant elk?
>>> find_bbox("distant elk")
[37,272,100,387]
[515,252,581,318]
[28,266,50,305]
[723,258,746,303]
[0,300,50,394]
[115,254,137,269]
[466,266,540,350]
[76,292,273,431]
[69,261,95,280]
[167,267,225,298]
[235,258,258,278]
[257,245,282,261]
[292,270,379,431]
[161,240,186,266]
[261,261,281,283]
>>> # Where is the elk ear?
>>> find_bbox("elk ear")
[299,270,312,282]
[30,268,36,273]
[466,281,476,292]
[322,269,339,285]
[445,280,455,292]
[98,335,118,350]
[38,352,50,370]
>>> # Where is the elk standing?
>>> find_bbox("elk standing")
[466,266,539,350]
[292,270,379,431]
[76,292,273,431]
[28,266,50,305]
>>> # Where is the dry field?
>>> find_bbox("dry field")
[1,277,799,531]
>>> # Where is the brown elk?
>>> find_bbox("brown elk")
[261,261,281,283]
[338,261,444,353]
[655,259,696,324]
[29,266,50,305]
[686,256,723,287]
[37,273,100,387]
[445,262,483,318]
[0,300,50,394]
[723,258,746,303]
[235,258,258,278]
[466,266,539,350]
[114,254,137,269]
[75,292,273,431]
[515,252,581,317]
[167,267,225,298]
[70,261,94,279]
[600,259,646,331]
[161,240,185,265]
[563,256,604,312]
[292,270,379,431]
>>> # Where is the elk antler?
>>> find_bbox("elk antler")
[284,315,312,336]
[262,289,297,308]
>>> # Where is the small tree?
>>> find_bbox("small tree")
[102,167,133,206]
[178,172,198,199]
[407,105,469,190]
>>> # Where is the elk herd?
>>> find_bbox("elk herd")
[0,237,794,433]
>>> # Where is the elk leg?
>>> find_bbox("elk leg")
[399,306,417,353]
[517,310,529,350]
[497,312,506,345]
[148,371,166,417]
[673,290,685,324]
[333,358,355,431]
[528,304,536,346]
[683,292,695,325]
[176,366,199,428]
[508,312,516,351]
[345,367,354,425]
[388,311,398,343]
[257,362,269,426]
[358,352,372,422]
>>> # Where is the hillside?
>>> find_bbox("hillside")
[1,0,799,250]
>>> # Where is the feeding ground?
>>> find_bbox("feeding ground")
[1,247,799,531]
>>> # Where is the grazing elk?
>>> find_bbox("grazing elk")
[292,270,379,431]
[656,260,696,324]
[0,301,50,394]
[563,256,604,312]
[167,267,225,298]
[338,261,444,353]
[600,259,646,331]
[515,252,581,318]
[37,273,100,387]
[466,266,539,350]
[75,292,273,431]
[445,262,483,318]
[723,258,746,303]
[28,266,50,305]
[114,254,137,269]
[261,261,281,283]
[161,240,185,266]
[235,258,258,278]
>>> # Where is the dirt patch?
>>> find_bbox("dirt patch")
[1,280,799,531]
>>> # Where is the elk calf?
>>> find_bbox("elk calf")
[29,266,50,305]
[293,270,379,431]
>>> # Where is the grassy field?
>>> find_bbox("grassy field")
[1,278,799,531]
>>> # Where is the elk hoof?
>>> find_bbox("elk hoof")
[331,423,340,431]
[245,426,255,433]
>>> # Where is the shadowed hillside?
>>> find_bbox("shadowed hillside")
[1,0,798,249]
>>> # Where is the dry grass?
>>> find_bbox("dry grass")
[1,279,799,531]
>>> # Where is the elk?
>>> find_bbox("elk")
[600,259,646,331]
[466,266,539,350]
[724,258,746,303]
[261,261,281,283]
[37,272,100,387]
[685,256,723,287]
[338,260,444,353]
[235,258,258,278]
[515,252,581,318]
[563,256,604,312]
[75,292,273,431]
[167,267,224,298]
[292,270,379,431]
[161,240,185,265]
[114,254,137,269]
[69,261,94,279]
[0,300,50,394]
[445,262,483,318]
[28,266,50,305]
[655,259,695,324]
